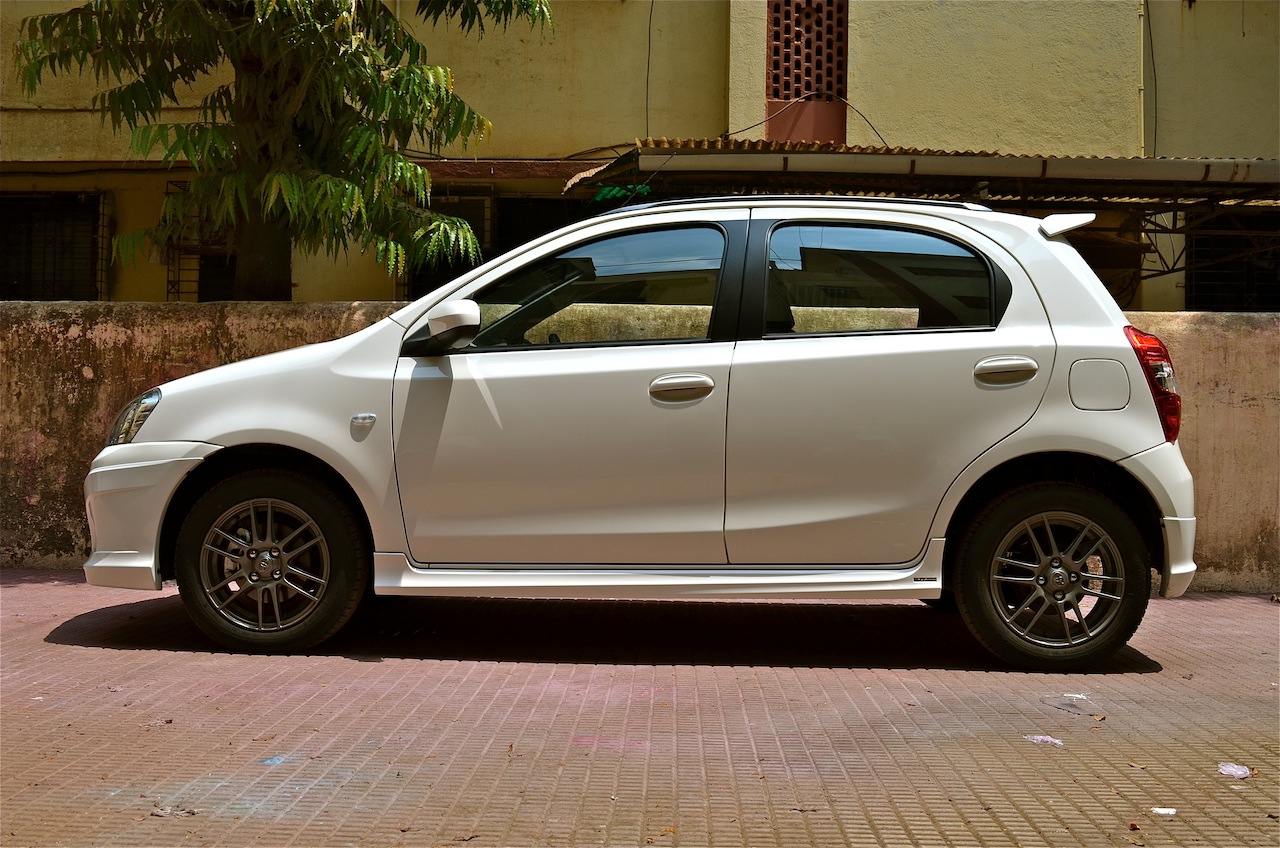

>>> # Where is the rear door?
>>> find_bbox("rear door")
[724,209,1054,565]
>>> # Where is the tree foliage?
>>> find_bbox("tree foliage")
[14,0,551,298]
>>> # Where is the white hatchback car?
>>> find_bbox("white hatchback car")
[84,197,1195,669]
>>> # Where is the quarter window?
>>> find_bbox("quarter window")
[765,224,996,333]
[470,226,726,348]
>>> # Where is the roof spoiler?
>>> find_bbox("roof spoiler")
[1039,213,1096,238]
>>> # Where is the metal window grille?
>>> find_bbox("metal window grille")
[1185,210,1280,311]
[0,192,110,300]
[768,0,849,102]
[165,181,235,302]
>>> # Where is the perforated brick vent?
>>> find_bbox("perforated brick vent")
[768,0,848,102]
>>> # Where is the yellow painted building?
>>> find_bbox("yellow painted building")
[2,0,1277,306]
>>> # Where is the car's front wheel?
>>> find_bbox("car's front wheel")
[175,470,368,652]
[954,483,1151,671]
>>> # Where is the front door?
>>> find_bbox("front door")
[394,220,745,565]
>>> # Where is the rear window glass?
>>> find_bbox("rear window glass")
[766,224,996,333]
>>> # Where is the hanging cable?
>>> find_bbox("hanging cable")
[1144,0,1158,157]
[645,0,656,138]
[618,153,675,208]
[723,90,888,147]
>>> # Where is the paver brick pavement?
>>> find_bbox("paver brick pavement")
[1,569,1277,847]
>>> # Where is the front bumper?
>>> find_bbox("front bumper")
[83,441,221,590]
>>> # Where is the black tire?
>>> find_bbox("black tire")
[954,483,1151,671]
[175,470,368,652]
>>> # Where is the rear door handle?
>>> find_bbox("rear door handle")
[649,373,715,402]
[974,355,1039,386]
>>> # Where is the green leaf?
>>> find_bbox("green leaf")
[415,0,551,37]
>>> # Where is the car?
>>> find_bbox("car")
[83,196,1195,669]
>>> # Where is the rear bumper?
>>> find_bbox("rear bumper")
[83,441,220,590]
[1118,442,1197,598]
[1160,516,1197,598]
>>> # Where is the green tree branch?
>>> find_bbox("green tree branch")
[14,0,552,300]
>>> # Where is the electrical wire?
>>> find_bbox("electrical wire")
[1144,0,1158,158]
[564,144,637,160]
[616,152,675,208]
[724,90,888,147]
[645,0,656,139]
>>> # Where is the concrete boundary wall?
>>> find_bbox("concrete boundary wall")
[1,303,1276,591]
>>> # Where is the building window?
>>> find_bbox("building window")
[0,193,109,300]
[1185,210,1280,311]
[164,181,238,302]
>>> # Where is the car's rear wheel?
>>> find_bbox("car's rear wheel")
[175,470,368,652]
[955,483,1151,671]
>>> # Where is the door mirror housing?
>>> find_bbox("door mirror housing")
[401,300,482,357]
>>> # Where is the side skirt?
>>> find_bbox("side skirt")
[371,540,945,600]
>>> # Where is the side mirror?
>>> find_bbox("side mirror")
[401,299,482,357]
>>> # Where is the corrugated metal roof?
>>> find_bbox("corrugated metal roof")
[567,138,1280,204]
[639,137,1008,157]
[634,137,1279,164]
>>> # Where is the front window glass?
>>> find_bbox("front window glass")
[470,226,726,348]
[766,224,993,333]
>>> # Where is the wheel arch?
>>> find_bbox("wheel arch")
[941,451,1165,587]
[158,443,375,584]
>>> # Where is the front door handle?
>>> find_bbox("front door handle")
[974,355,1039,386]
[649,373,715,402]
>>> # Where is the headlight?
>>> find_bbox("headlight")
[106,388,162,446]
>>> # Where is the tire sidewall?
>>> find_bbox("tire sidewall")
[175,470,368,652]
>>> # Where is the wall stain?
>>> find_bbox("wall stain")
[1,304,1276,590]
[1,301,396,567]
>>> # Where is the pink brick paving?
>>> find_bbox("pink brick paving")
[1,569,1276,847]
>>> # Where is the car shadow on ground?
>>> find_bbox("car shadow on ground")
[40,590,1163,674]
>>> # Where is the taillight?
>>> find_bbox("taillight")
[1125,326,1181,443]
